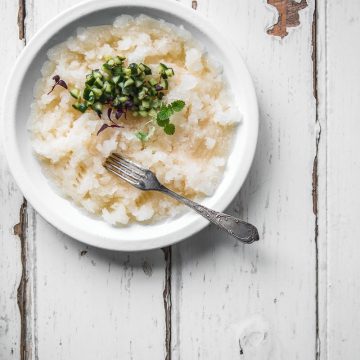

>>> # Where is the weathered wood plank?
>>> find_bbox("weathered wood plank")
[0,1,27,359]
[32,224,166,360]
[173,0,318,358]
[323,1,360,358]
[314,0,327,358]
[23,1,167,359]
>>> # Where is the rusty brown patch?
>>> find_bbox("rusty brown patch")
[312,154,318,216]
[17,0,26,41]
[267,0,308,38]
[192,1,198,10]
[14,199,28,360]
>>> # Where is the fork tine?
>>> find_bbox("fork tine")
[106,157,144,181]
[104,162,140,187]
[111,153,147,173]
[108,154,145,178]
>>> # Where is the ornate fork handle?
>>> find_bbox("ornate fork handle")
[159,186,259,244]
[104,153,259,244]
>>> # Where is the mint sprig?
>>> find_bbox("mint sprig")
[156,100,185,135]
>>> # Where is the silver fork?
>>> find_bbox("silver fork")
[104,153,259,244]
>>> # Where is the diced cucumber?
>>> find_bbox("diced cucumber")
[70,88,80,99]
[112,75,121,84]
[165,68,174,77]
[72,103,88,113]
[94,77,104,88]
[124,78,134,87]
[92,87,102,98]
[149,78,157,86]
[92,102,103,114]
[141,100,150,109]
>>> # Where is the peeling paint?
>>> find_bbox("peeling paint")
[267,0,308,38]
[313,131,321,360]
[235,315,273,358]
[312,147,319,217]
[17,0,26,40]
[162,247,172,360]
[14,199,28,360]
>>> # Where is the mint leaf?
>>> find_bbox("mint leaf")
[157,106,173,121]
[157,117,170,128]
[171,100,185,112]
[155,100,184,135]
[164,123,175,135]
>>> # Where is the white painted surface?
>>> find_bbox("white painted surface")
[1,0,359,359]
[323,1,360,358]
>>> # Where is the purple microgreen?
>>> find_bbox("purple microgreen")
[47,84,58,95]
[107,107,113,121]
[115,108,123,120]
[107,107,123,124]
[97,123,109,136]
[47,75,68,95]
[155,84,163,91]
[57,80,68,89]
[110,124,123,129]
[97,123,123,136]
[124,100,133,109]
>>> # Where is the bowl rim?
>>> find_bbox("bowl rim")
[2,0,258,251]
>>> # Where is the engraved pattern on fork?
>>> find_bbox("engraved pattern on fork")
[104,153,259,244]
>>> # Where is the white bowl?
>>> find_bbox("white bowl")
[2,0,258,251]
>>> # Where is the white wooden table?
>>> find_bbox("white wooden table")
[1,0,358,358]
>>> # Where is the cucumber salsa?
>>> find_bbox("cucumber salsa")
[48,56,185,138]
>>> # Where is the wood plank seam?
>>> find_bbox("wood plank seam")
[13,200,29,360]
[312,1,322,359]
[316,0,328,357]
[17,0,26,40]
[15,1,30,359]
[163,247,172,360]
